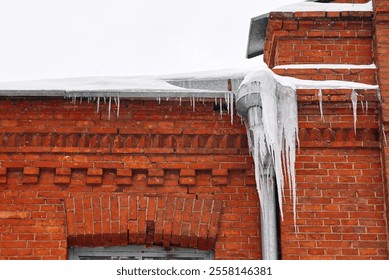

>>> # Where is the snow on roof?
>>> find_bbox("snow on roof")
[0,64,378,99]
[0,67,257,98]
[275,0,372,12]
[0,76,185,92]
[240,67,378,91]
[277,74,378,90]
[161,67,257,81]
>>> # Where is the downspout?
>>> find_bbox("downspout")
[236,88,278,260]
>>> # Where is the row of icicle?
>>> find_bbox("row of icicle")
[318,88,369,134]
[66,92,236,123]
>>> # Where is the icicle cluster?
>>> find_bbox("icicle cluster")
[238,71,299,223]
[66,94,121,120]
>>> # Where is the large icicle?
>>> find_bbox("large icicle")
[236,70,299,223]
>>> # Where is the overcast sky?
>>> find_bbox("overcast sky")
[0,0,303,82]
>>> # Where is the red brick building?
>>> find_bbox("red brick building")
[0,0,389,260]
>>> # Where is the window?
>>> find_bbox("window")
[68,245,214,260]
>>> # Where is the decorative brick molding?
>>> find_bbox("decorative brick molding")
[0,133,247,152]
[64,195,223,250]
[0,165,236,187]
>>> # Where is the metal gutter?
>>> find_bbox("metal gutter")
[235,72,279,260]
[0,89,232,99]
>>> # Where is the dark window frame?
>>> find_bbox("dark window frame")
[68,245,214,260]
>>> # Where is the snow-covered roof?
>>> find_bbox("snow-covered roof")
[275,0,372,12]
[0,68,257,98]
[0,65,378,99]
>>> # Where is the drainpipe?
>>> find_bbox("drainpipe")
[236,77,278,260]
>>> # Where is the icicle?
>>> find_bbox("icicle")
[239,114,244,125]
[214,97,217,105]
[202,97,205,105]
[116,96,120,118]
[96,97,100,113]
[219,98,223,118]
[318,89,324,121]
[108,97,112,121]
[360,99,365,113]
[365,100,368,114]
[351,89,358,134]
[229,92,233,123]
[158,96,161,104]
[192,95,195,112]
[179,96,182,106]
[104,97,107,104]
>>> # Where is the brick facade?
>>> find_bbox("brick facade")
[1,0,389,260]
[0,99,261,259]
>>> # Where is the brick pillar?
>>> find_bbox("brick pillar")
[373,0,389,252]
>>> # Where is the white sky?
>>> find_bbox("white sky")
[0,0,303,82]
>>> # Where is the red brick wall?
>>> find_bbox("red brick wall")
[281,89,388,259]
[373,0,389,252]
[265,1,389,259]
[0,98,260,259]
